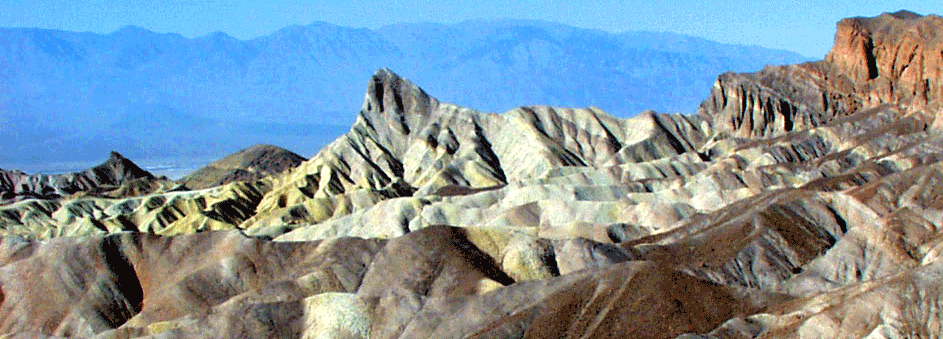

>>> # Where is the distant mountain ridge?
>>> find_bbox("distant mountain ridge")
[0,19,808,166]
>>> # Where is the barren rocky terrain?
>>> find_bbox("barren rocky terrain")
[1,10,942,338]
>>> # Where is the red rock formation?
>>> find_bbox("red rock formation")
[702,10,943,138]
[827,10,943,110]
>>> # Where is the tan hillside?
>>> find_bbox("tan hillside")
[180,144,306,190]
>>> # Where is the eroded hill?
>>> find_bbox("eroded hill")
[180,144,306,190]
[1,11,942,338]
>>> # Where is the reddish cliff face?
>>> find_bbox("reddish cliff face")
[827,10,943,110]
[702,10,943,138]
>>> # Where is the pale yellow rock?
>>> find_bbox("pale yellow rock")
[146,320,179,335]
[465,227,554,281]
[301,293,373,339]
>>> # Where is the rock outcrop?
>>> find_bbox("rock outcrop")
[827,10,943,110]
[2,10,943,338]
[180,144,306,190]
[701,10,943,138]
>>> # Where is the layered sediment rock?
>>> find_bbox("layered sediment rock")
[2,10,943,338]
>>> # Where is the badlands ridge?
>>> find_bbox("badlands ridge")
[1,10,943,338]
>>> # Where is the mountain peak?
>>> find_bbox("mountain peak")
[887,9,923,20]
[181,144,305,190]
[199,30,235,40]
[108,150,127,161]
[0,151,156,204]
[97,151,152,179]
[361,68,436,118]
[111,25,153,36]
[105,150,143,165]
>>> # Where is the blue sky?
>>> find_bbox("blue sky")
[0,0,938,57]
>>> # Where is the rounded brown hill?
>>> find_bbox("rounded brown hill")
[181,144,306,189]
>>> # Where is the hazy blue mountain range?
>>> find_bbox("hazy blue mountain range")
[0,19,809,169]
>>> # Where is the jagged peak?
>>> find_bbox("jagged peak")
[361,68,438,118]
[96,151,152,178]
[371,68,417,89]
[372,68,403,84]
[95,151,129,169]
[107,150,128,162]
